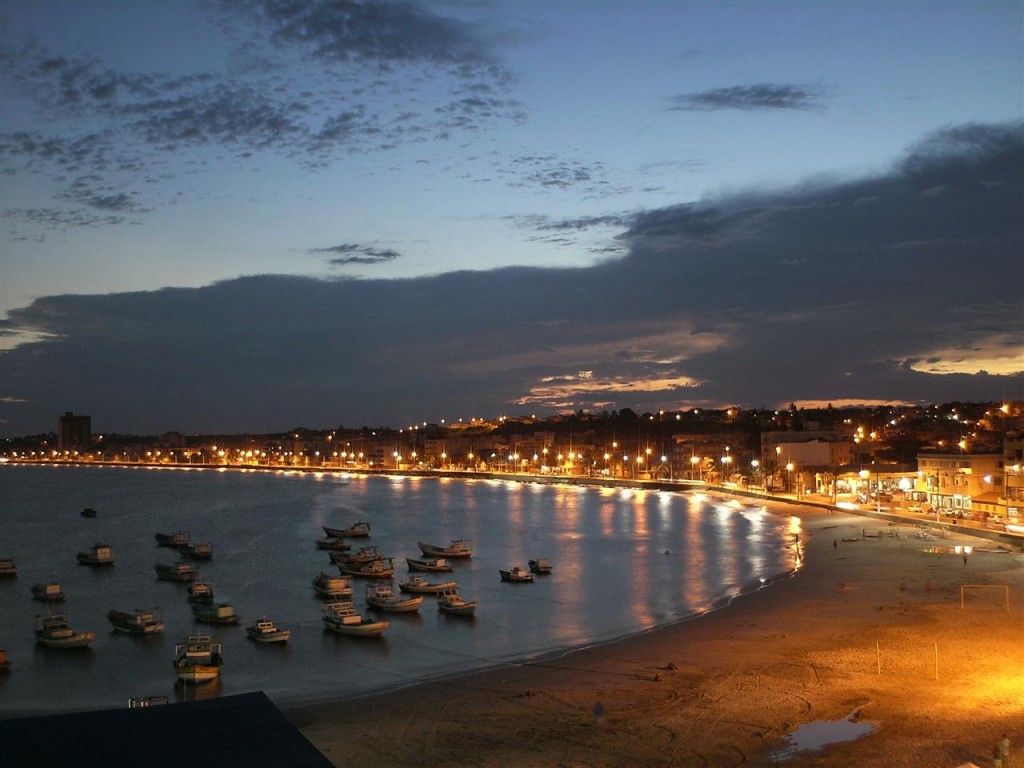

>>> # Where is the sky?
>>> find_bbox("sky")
[1,0,1022,437]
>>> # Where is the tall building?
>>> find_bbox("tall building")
[58,412,91,452]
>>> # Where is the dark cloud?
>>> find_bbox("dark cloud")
[2,122,1020,434]
[312,243,402,265]
[669,83,824,111]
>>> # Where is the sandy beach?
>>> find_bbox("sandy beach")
[289,502,1023,767]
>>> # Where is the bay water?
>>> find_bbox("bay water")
[0,464,799,716]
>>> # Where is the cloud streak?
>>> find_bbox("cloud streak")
[670,83,824,111]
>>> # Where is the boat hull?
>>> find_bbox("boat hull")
[406,558,454,573]
[107,610,164,635]
[322,617,389,637]
[417,540,473,559]
[35,632,95,649]
[174,664,221,683]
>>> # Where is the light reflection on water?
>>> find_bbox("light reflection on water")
[0,465,797,716]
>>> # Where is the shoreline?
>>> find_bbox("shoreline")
[287,504,1024,767]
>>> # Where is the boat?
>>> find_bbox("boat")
[437,588,477,616]
[187,581,215,604]
[154,560,199,582]
[155,531,190,547]
[34,613,95,649]
[321,601,389,637]
[529,558,553,575]
[31,582,65,602]
[322,520,370,538]
[336,557,395,579]
[128,695,169,708]
[365,582,423,612]
[329,545,383,565]
[179,542,214,560]
[107,608,165,635]
[0,649,12,673]
[191,602,240,625]
[405,557,454,573]
[81,507,98,518]
[77,542,114,566]
[0,558,16,577]
[246,617,291,644]
[312,571,354,598]
[399,574,458,594]
[315,537,352,551]
[417,538,473,559]
[172,633,222,683]
[499,566,534,583]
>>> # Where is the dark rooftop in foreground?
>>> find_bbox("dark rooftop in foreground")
[0,691,332,768]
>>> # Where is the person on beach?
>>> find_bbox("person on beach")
[999,733,1011,767]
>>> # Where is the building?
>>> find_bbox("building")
[57,411,91,453]
[915,450,1004,520]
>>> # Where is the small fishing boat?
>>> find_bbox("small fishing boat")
[80,507,98,518]
[405,557,454,573]
[322,520,370,538]
[173,634,222,683]
[499,566,534,583]
[329,545,384,565]
[528,558,553,575]
[246,617,291,644]
[399,574,458,594]
[315,537,352,551]
[31,582,65,602]
[438,588,477,616]
[34,613,95,649]
[155,531,190,548]
[154,560,199,582]
[107,608,165,635]
[322,601,389,637]
[128,696,169,708]
[312,571,354,598]
[417,538,473,559]
[365,583,423,613]
[187,581,215,604]
[0,558,16,577]
[191,602,240,625]
[0,649,12,673]
[77,542,114,566]
[336,557,395,579]
[179,542,214,560]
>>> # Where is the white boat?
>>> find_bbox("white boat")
[322,601,389,637]
[336,557,395,579]
[155,560,198,582]
[179,542,214,560]
[173,634,222,683]
[365,583,423,612]
[499,566,534,583]
[191,602,240,625]
[34,613,95,649]
[107,608,165,635]
[31,582,65,602]
[77,542,114,566]
[438,589,477,616]
[312,571,354,598]
[417,538,473,559]
[405,557,454,573]
[322,520,371,538]
[155,531,190,547]
[246,617,291,644]
[399,575,458,594]
[528,558,553,574]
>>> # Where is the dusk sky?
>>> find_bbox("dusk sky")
[1,0,1022,437]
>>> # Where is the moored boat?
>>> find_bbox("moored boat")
[499,565,534,583]
[187,580,215,604]
[173,633,222,683]
[399,574,458,594]
[417,538,473,559]
[154,560,198,582]
[246,617,291,643]
[322,520,370,538]
[322,601,389,637]
[315,537,352,551]
[155,531,190,548]
[336,557,395,579]
[0,649,11,672]
[77,542,114,566]
[365,582,423,612]
[0,558,16,577]
[438,588,477,616]
[191,602,240,625]
[34,613,95,649]
[529,558,553,574]
[405,557,454,573]
[312,571,354,598]
[179,542,214,560]
[31,582,65,602]
[329,545,383,565]
[80,507,98,518]
[107,608,165,635]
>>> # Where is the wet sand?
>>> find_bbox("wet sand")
[289,505,1024,767]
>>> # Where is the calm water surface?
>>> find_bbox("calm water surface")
[0,465,799,716]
